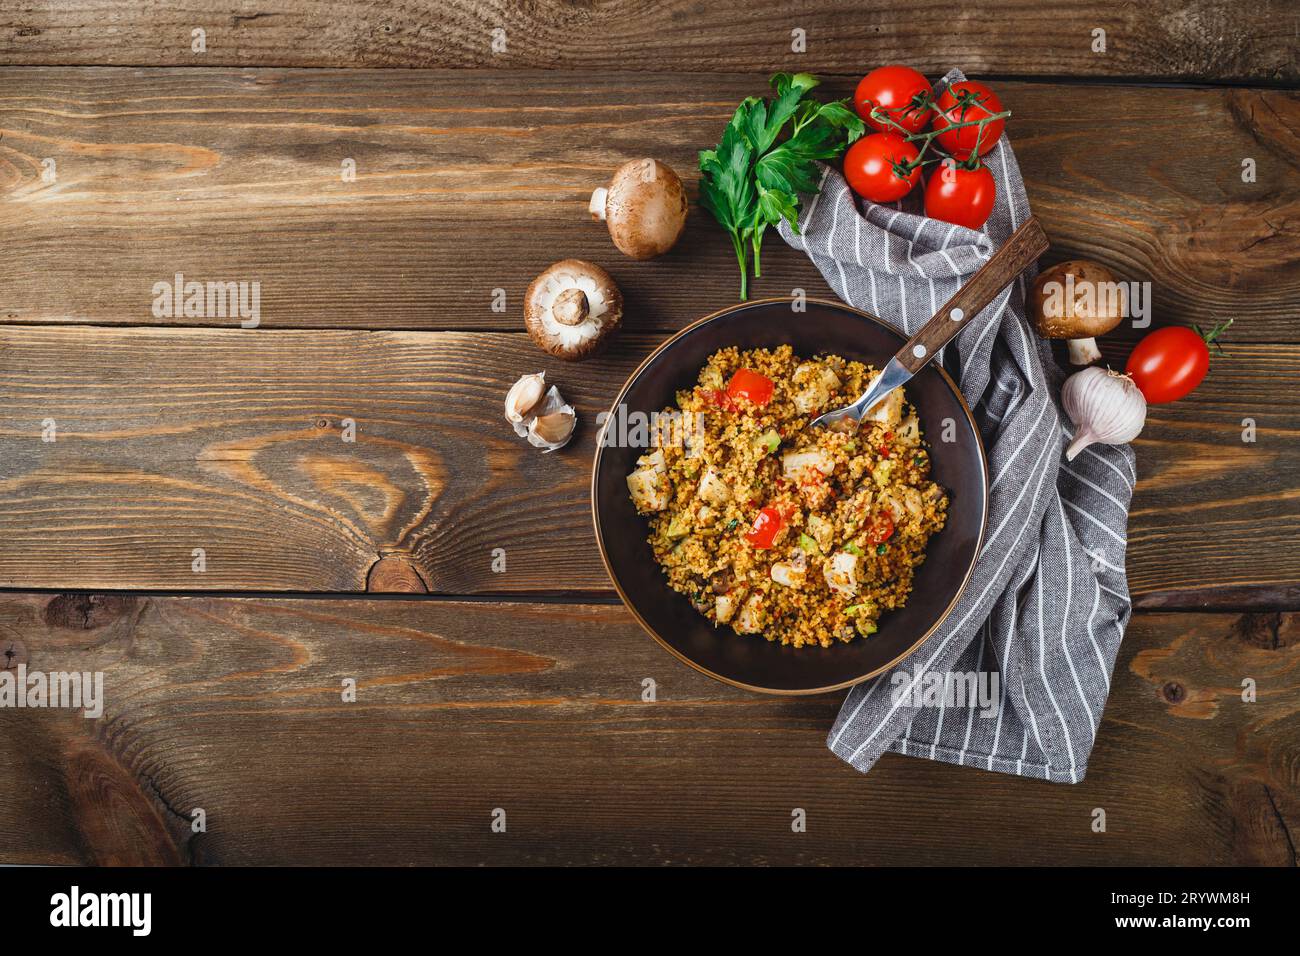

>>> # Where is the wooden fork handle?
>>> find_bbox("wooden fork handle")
[892,216,1051,374]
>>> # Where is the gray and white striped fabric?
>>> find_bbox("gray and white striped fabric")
[777,69,1134,783]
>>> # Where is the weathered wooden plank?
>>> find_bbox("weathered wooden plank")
[0,327,1295,607]
[1,70,1295,339]
[0,596,1293,865]
[0,1,1295,83]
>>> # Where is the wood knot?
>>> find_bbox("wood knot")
[366,555,428,593]
[43,594,137,630]
[1161,681,1186,704]
[1229,612,1293,650]
[1,634,27,671]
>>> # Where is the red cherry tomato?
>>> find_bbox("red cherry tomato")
[865,511,895,545]
[854,65,934,134]
[726,368,774,408]
[1125,321,1231,404]
[843,132,922,204]
[933,81,1005,160]
[745,506,786,549]
[924,162,996,229]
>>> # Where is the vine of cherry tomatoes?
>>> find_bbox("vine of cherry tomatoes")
[846,65,1008,230]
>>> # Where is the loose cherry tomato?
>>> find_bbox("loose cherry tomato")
[924,162,996,229]
[1125,321,1231,404]
[744,506,786,549]
[865,511,895,545]
[854,65,934,134]
[843,132,922,204]
[933,81,1005,160]
[726,368,774,407]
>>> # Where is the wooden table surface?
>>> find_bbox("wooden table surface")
[1,2,1297,866]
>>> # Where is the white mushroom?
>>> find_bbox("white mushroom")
[900,487,925,519]
[524,259,623,360]
[792,362,841,414]
[589,158,688,260]
[734,592,766,634]
[697,466,732,506]
[770,547,808,588]
[824,551,860,598]
[627,448,669,512]
[806,513,834,552]
[637,448,666,474]
[782,448,836,480]
[863,374,904,425]
[714,590,743,625]
[626,470,667,512]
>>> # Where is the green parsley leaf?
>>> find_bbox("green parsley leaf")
[698,74,860,299]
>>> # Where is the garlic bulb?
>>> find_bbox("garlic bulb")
[1061,367,1146,461]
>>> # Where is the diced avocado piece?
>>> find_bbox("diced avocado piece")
[756,428,781,454]
[855,618,879,637]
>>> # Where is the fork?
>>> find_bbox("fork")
[811,216,1050,430]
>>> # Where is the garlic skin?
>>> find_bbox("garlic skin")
[504,372,547,437]
[1061,367,1146,461]
[524,385,577,452]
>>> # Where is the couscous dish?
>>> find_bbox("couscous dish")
[625,345,948,648]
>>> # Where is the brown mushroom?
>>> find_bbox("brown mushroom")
[1030,259,1126,365]
[524,259,623,360]
[589,158,688,260]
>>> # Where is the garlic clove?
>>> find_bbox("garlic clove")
[527,406,577,452]
[505,372,547,436]
[508,382,578,452]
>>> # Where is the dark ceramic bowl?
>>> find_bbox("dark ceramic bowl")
[592,298,988,694]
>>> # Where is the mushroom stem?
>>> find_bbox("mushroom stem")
[1067,336,1102,366]
[588,187,608,221]
[552,288,590,327]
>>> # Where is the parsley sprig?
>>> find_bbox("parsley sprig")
[699,73,864,300]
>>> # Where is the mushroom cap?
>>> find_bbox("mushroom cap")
[524,259,623,360]
[1031,259,1126,339]
[602,159,688,260]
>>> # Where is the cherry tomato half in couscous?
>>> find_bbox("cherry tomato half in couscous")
[744,506,786,549]
[726,368,775,407]
[865,511,895,545]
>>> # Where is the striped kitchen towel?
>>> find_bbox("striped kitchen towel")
[777,69,1135,783]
